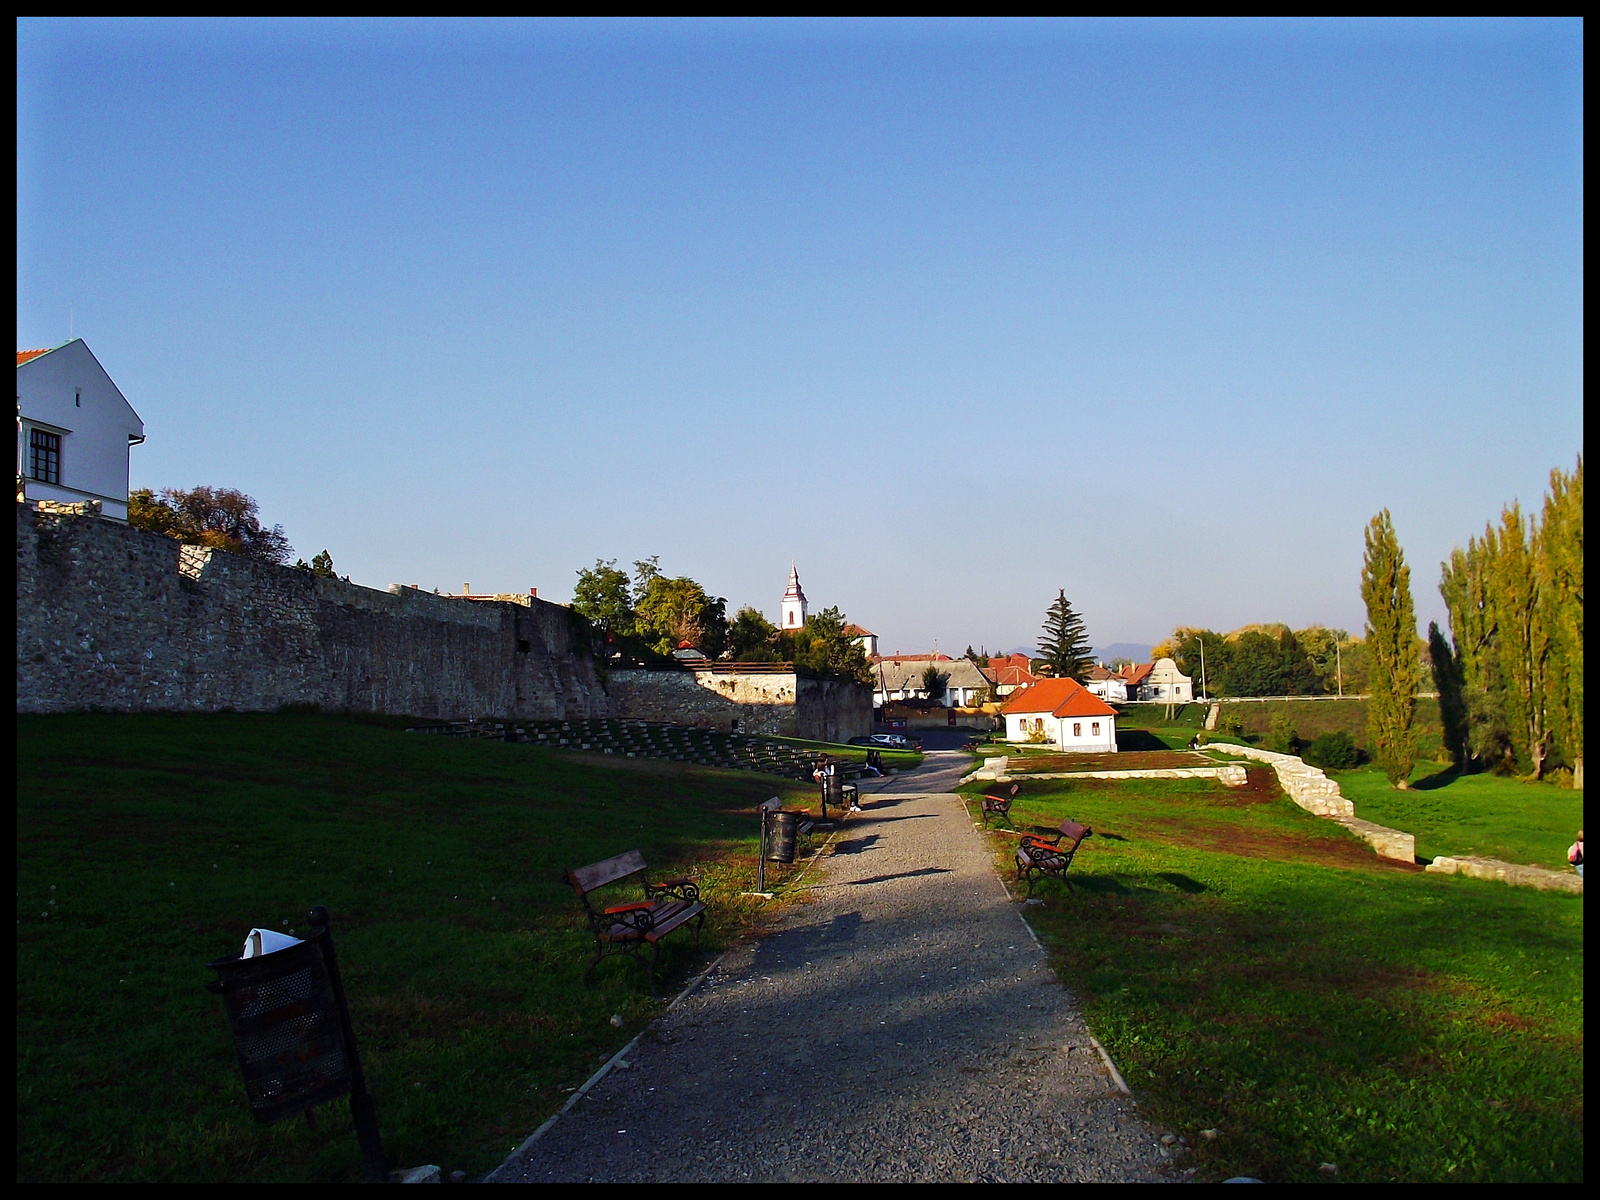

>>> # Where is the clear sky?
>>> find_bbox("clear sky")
[17,18,1583,656]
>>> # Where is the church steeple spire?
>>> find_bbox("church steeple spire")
[781,562,808,629]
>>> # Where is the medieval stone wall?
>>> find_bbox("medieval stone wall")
[16,504,606,719]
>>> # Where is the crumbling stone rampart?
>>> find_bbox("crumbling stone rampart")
[16,503,605,719]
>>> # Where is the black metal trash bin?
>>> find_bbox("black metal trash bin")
[207,906,387,1181]
[823,773,844,812]
[767,810,799,864]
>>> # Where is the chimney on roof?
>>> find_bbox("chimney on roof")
[529,587,537,599]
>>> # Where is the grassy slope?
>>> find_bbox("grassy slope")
[16,713,818,1184]
[1334,763,1583,871]
[1118,704,1581,872]
[959,773,1583,1183]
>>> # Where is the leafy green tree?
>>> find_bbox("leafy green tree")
[1038,591,1093,681]
[128,486,292,564]
[1221,630,1282,696]
[779,606,873,684]
[571,559,637,641]
[635,573,726,656]
[1538,457,1582,787]
[1362,510,1422,788]
[727,606,780,662]
[920,663,947,700]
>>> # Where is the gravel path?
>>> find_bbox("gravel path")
[489,751,1174,1183]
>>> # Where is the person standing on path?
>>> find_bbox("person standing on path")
[1569,830,1583,879]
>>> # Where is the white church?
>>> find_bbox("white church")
[781,563,808,629]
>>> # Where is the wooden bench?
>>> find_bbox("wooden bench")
[565,850,706,994]
[1015,819,1093,897]
[981,782,1021,829]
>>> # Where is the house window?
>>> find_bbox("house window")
[1073,722,1082,737]
[1092,722,1100,736]
[29,429,60,485]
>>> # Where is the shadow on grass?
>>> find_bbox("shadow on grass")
[1412,765,1462,791]
[1115,729,1172,752]
[1157,871,1208,893]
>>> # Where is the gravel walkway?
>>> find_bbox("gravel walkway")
[489,751,1173,1183]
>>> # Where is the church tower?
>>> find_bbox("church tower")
[780,563,808,630]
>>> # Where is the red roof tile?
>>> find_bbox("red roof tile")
[1000,677,1118,718]
[1121,663,1154,687]
[17,348,52,366]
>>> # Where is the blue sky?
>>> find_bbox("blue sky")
[17,19,1583,656]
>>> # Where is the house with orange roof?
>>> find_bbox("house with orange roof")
[1000,677,1119,752]
[982,652,1042,699]
[17,340,145,521]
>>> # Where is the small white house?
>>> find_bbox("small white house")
[1001,677,1118,752]
[1084,664,1129,704]
[17,341,144,521]
[1124,657,1194,703]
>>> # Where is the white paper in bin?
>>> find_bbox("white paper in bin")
[242,928,305,959]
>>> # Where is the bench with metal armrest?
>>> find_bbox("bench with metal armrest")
[981,782,1021,828]
[1015,818,1093,897]
[565,850,706,994]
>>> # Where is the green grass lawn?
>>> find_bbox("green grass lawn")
[959,771,1583,1183]
[16,713,820,1184]
[1333,763,1583,872]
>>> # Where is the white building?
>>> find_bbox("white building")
[1123,657,1194,703]
[1084,664,1129,704]
[17,341,145,521]
[780,563,808,630]
[871,656,991,708]
[1000,677,1118,752]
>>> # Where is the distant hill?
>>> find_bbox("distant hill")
[995,642,1154,665]
[1091,643,1153,665]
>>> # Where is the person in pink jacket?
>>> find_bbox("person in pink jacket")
[1567,830,1583,879]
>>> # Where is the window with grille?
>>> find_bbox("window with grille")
[29,429,60,485]
[1073,722,1082,737]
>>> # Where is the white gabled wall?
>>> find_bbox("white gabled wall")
[17,341,144,520]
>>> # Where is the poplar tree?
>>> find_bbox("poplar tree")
[1440,536,1510,770]
[1038,591,1094,682]
[1488,504,1552,778]
[1537,457,1583,787]
[1361,511,1421,787]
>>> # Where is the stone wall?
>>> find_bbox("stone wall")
[16,503,606,719]
[795,677,873,744]
[607,668,799,735]
[605,668,871,742]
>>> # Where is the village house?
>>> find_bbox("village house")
[871,656,991,708]
[1121,657,1194,703]
[17,340,145,521]
[1084,664,1129,703]
[1000,677,1118,752]
[982,652,1042,698]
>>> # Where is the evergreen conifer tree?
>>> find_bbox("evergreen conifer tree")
[1362,511,1421,787]
[1038,590,1094,682]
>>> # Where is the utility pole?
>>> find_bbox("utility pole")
[1335,635,1343,698]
